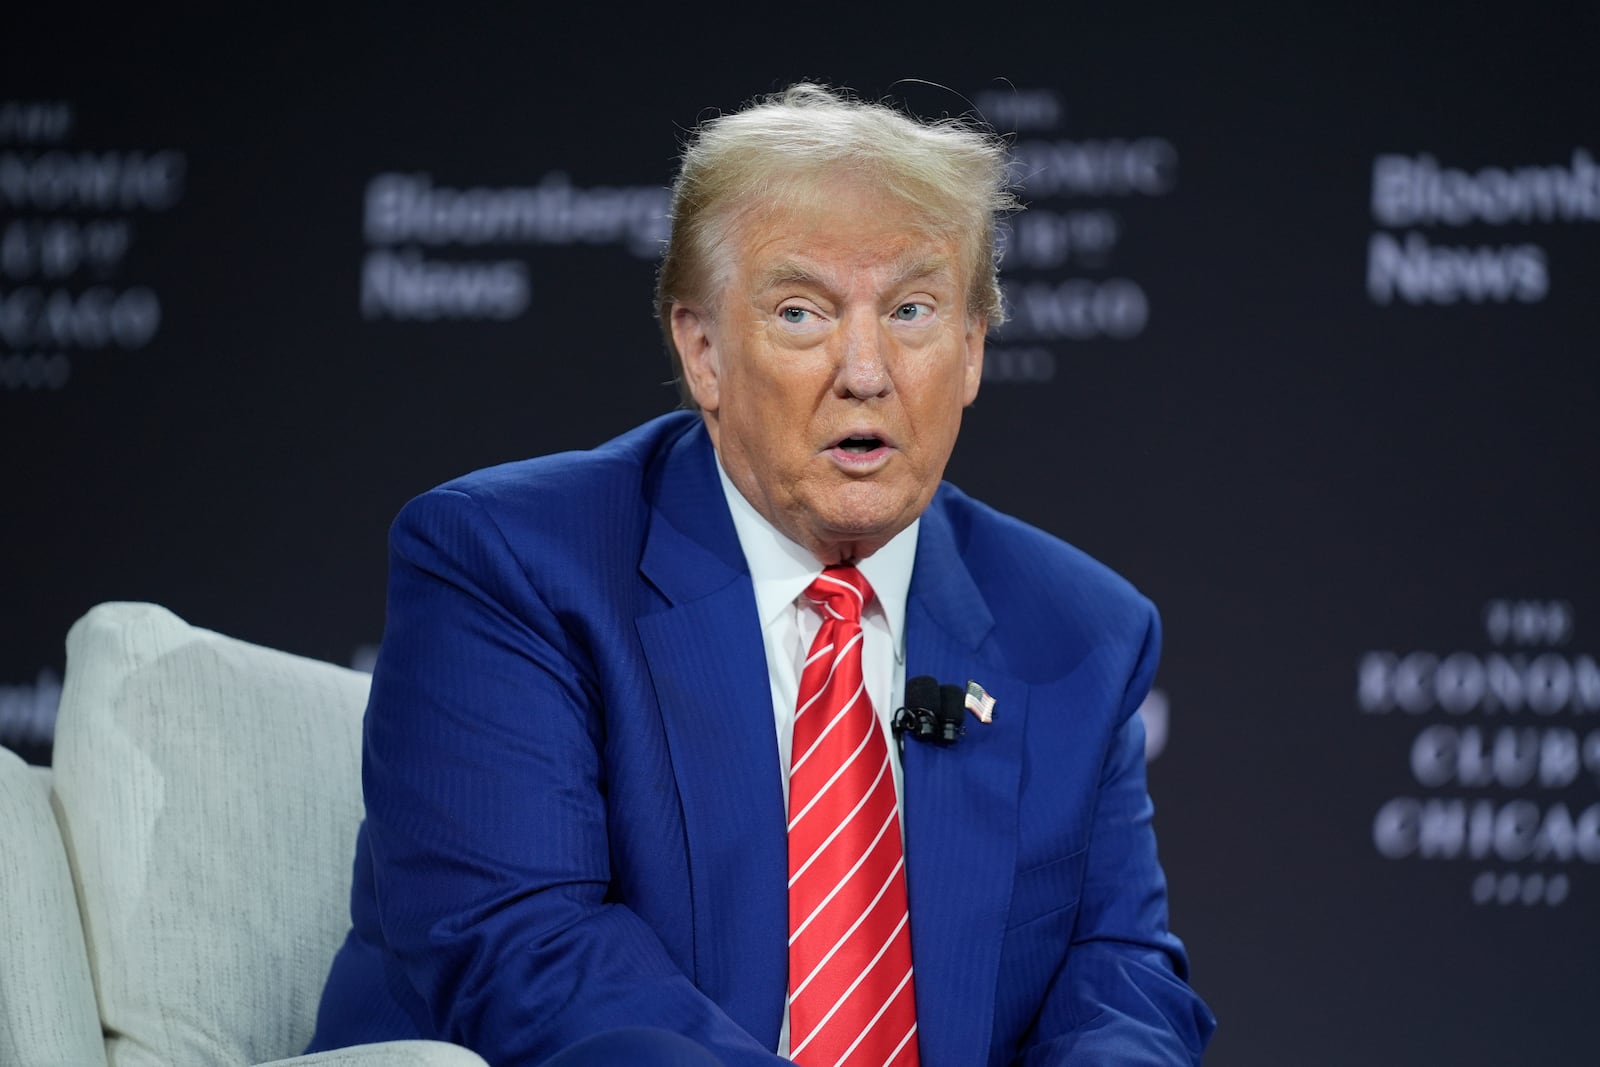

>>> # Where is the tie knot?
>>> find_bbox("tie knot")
[803,565,873,625]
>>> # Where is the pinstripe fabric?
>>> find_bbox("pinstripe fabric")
[787,566,918,1067]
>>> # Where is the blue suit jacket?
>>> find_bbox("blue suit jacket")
[309,412,1214,1065]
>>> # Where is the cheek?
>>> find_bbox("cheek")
[722,384,801,468]
[907,363,971,442]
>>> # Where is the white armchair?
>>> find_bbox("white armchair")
[0,602,487,1067]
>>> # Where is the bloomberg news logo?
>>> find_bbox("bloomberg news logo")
[1366,149,1598,306]
[1359,599,1600,907]
[359,172,669,322]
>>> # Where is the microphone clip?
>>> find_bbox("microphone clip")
[892,676,967,747]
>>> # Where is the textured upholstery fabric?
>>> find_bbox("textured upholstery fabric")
[51,602,378,1066]
[0,748,106,1066]
[258,1039,493,1066]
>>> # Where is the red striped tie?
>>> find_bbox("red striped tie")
[787,565,919,1067]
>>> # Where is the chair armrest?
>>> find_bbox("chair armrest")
[0,749,106,1067]
[258,1039,490,1066]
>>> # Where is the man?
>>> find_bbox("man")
[309,84,1215,1065]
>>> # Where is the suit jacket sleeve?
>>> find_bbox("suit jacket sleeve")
[1013,605,1216,1065]
[359,487,786,1065]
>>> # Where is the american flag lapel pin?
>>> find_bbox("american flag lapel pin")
[964,680,996,724]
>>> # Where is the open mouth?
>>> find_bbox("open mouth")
[837,436,884,454]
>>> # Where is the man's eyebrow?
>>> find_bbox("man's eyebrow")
[890,254,957,287]
[754,261,823,292]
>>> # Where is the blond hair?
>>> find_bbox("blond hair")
[655,83,1018,406]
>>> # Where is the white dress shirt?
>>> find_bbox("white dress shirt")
[714,458,918,814]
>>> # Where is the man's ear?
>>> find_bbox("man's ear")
[671,304,720,413]
[962,314,987,406]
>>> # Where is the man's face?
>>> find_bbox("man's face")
[672,177,985,564]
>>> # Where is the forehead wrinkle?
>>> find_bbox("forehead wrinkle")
[751,249,959,302]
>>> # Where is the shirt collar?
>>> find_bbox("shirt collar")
[715,455,918,662]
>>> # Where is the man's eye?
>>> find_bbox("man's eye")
[780,307,811,324]
[894,303,931,321]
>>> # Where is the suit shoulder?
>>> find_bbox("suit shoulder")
[405,411,698,531]
[929,482,1155,640]
[389,412,701,598]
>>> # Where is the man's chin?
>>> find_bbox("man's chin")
[803,511,915,564]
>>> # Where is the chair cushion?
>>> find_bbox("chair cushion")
[0,749,106,1066]
[52,603,371,1067]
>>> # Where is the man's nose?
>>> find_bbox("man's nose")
[834,314,892,399]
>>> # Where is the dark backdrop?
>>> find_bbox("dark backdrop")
[4,8,1598,1065]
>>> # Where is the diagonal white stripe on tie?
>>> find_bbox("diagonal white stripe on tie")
[787,565,918,1066]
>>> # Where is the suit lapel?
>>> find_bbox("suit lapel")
[634,424,788,1048]
[902,500,1027,1066]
